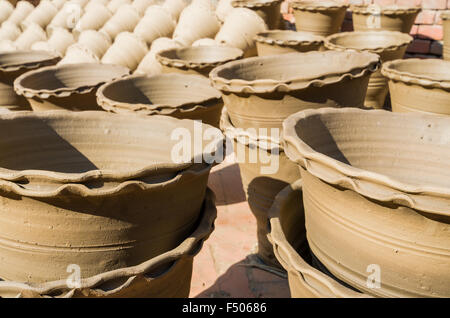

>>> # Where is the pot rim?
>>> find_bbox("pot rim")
[324,31,413,54]
[381,58,450,91]
[0,50,60,73]
[209,51,380,94]
[255,30,324,47]
[231,0,283,8]
[14,63,130,99]
[282,108,450,216]
[350,4,421,15]
[0,188,217,298]
[291,0,348,12]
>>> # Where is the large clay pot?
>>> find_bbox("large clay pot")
[255,30,324,56]
[97,73,224,128]
[156,46,244,77]
[381,59,450,116]
[100,4,140,40]
[4,1,34,26]
[325,31,412,109]
[76,30,111,59]
[231,0,282,30]
[101,32,148,71]
[0,111,224,283]
[0,188,217,298]
[0,0,14,24]
[21,0,58,30]
[283,107,450,297]
[209,51,380,133]
[133,6,175,46]
[135,37,182,75]
[73,2,112,37]
[14,23,47,50]
[58,43,100,65]
[443,12,450,61]
[351,4,420,33]
[291,0,348,37]
[14,63,130,111]
[221,108,301,267]
[0,50,59,111]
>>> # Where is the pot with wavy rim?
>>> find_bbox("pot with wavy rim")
[231,0,282,30]
[381,58,450,116]
[97,73,224,128]
[101,32,148,71]
[4,1,34,26]
[255,30,324,56]
[443,12,450,61]
[283,107,450,297]
[351,4,421,33]
[156,46,244,77]
[0,110,224,283]
[14,63,130,111]
[325,30,412,109]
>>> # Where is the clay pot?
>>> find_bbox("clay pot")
[97,73,224,128]
[41,27,75,56]
[193,38,220,47]
[231,0,282,29]
[14,23,47,50]
[14,63,130,111]
[47,1,84,32]
[59,43,100,65]
[156,46,244,77]
[443,12,450,61]
[215,8,267,57]
[325,31,412,109]
[0,0,14,24]
[21,0,58,30]
[132,0,157,15]
[101,32,148,71]
[76,30,111,59]
[0,188,217,298]
[351,4,421,33]
[216,0,234,22]
[209,51,380,132]
[107,0,132,13]
[381,59,450,116]
[100,4,140,40]
[221,108,301,267]
[162,0,188,21]
[0,40,17,52]
[291,0,348,37]
[4,0,34,26]
[0,110,223,283]
[283,107,450,297]
[255,30,324,56]
[0,21,21,41]
[51,0,66,10]
[135,37,181,75]
[133,6,175,46]
[73,3,112,37]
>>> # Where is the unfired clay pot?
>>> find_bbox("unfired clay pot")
[0,21,21,41]
[351,4,421,33]
[59,43,100,65]
[443,12,450,61]
[47,1,85,32]
[101,32,148,71]
[4,0,34,26]
[73,2,112,37]
[255,30,324,56]
[156,46,244,77]
[14,23,47,50]
[0,50,59,111]
[291,1,348,37]
[132,0,157,15]
[14,63,130,111]
[97,73,224,128]
[100,4,140,40]
[325,30,412,109]
[107,0,132,13]
[221,108,301,267]
[35,27,75,56]
[76,30,112,59]
[0,188,217,298]
[283,107,450,297]
[209,51,380,132]
[135,37,182,75]
[193,38,220,47]
[0,110,223,283]
[216,0,234,22]
[0,0,14,24]
[381,58,450,116]
[21,0,58,30]
[231,0,282,30]
[162,0,188,21]
[133,6,175,46]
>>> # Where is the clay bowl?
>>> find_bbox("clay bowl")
[381,59,450,116]
[291,0,348,37]
[351,4,421,33]
[442,12,450,61]
[0,111,224,283]
[0,188,217,298]
[209,50,380,133]
[255,30,324,56]
[325,31,413,109]
[221,108,301,267]
[97,73,224,128]
[231,0,282,30]
[0,50,60,111]
[14,63,130,111]
[283,107,450,297]
[156,46,244,77]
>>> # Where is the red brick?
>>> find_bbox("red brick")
[422,0,447,9]
[397,0,422,6]
[430,40,444,54]
[415,10,437,24]
[417,25,444,40]
[448,0,450,9]
[435,10,444,24]
[407,39,431,53]
[410,24,419,35]
[373,0,396,5]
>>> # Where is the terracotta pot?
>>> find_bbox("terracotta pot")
[231,0,282,29]
[0,0,14,24]
[21,0,58,30]
[221,108,301,267]
[101,32,148,71]
[216,0,234,22]
[73,3,112,37]
[107,0,132,13]
[381,58,450,116]
[255,30,324,56]
[100,4,140,40]
[162,0,188,21]
[156,46,244,77]
[210,51,380,132]
[97,73,224,128]
[0,21,21,41]
[0,188,217,298]
[325,30,412,109]
[351,4,421,33]
[135,37,181,75]
[133,6,175,46]
[283,107,450,297]
[76,30,111,59]
[0,50,59,111]
[59,43,100,65]
[215,8,267,57]
[267,180,370,298]
[4,0,34,26]
[192,38,220,47]
[0,110,223,283]
[291,0,348,37]
[14,23,47,50]
[443,11,450,61]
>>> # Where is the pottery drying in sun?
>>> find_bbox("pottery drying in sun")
[58,43,99,65]
[21,0,58,31]
[0,0,14,24]
[14,23,47,50]
[231,0,282,30]
[0,22,21,42]
[76,30,111,59]
[100,4,140,40]
[255,30,324,56]
[73,2,112,37]
[134,6,175,46]
[4,1,34,26]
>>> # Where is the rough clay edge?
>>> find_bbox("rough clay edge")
[231,0,283,9]
[0,51,60,73]
[350,4,421,15]
[291,1,348,12]
[254,31,324,47]
[0,189,217,298]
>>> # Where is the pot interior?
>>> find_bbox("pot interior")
[159,46,243,65]
[386,59,450,81]
[0,51,57,69]
[328,31,411,51]
[258,31,322,42]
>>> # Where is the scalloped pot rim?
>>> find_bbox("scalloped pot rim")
[282,108,450,216]
[209,51,380,94]
[291,0,349,11]
[350,4,421,15]
[232,0,283,8]
[0,50,60,72]
[255,30,324,47]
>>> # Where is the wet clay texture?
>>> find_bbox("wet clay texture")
[255,30,324,56]
[231,0,282,30]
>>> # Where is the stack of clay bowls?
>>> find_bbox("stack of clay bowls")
[255,30,324,56]
[281,108,450,297]
[231,0,282,30]
[210,51,380,267]
[0,111,224,297]
[441,11,449,61]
